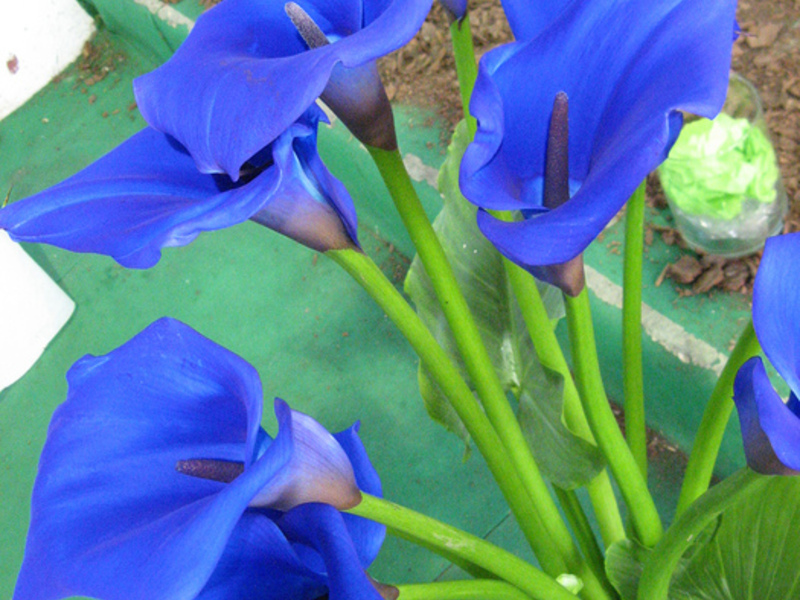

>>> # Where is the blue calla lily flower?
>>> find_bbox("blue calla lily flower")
[0,106,359,268]
[734,233,800,475]
[133,0,432,178]
[14,318,388,600]
[459,0,737,280]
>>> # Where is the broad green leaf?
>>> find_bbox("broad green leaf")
[606,477,800,600]
[404,120,603,488]
[671,476,800,600]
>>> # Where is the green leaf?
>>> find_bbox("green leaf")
[605,539,651,600]
[606,477,800,600]
[517,364,604,489]
[671,476,800,599]
[417,361,472,455]
[404,120,602,487]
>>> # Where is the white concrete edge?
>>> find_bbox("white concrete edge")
[585,266,728,375]
[133,0,195,31]
[403,154,439,189]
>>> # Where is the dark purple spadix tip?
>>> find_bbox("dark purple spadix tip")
[540,91,585,297]
[175,458,245,483]
[285,2,397,151]
[285,2,330,50]
[543,91,570,211]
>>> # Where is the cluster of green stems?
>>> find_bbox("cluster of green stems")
[327,11,764,600]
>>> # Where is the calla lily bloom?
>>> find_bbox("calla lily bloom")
[460,0,737,282]
[14,318,388,600]
[133,0,432,178]
[0,106,358,268]
[734,233,800,475]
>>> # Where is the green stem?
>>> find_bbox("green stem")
[565,290,663,547]
[675,320,760,517]
[366,147,595,576]
[506,262,626,547]
[327,248,567,576]
[349,494,579,600]
[398,581,532,600]
[637,469,771,600]
[448,14,478,138]
[622,182,647,478]
[553,487,612,597]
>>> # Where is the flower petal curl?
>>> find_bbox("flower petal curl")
[196,513,326,600]
[733,357,800,475]
[278,504,387,600]
[334,423,386,566]
[752,233,800,399]
[0,107,358,267]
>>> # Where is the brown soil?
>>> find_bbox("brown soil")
[379,0,800,297]
[379,1,511,129]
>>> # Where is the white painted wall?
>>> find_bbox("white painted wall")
[0,0,87,389]
[0,233,75,391]
[0,0,95,120]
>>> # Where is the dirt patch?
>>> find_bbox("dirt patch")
[379,1,511,129]
[75,32,127,88]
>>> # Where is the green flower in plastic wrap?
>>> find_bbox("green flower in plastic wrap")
[659,112,780,220]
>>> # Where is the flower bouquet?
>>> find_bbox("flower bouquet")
[3,1,799,600]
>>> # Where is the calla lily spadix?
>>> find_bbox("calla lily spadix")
[0,106,358,268]
[459,0,738,278]
[14,318,389,600]
[734,233,800,476]
[133,0,432,179]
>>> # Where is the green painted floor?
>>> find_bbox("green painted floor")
[0,1,755,597]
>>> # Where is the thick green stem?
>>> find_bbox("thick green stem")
[506,262,625,547]
[327,248,567,576]
[350,494,579,600]
[637,469,771,600]
[448,14,478,137]
[565,290,663,547]
[553,487,613,598]
[622,182,647,478]
[398,581,532,600]
[675,320,760,516]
